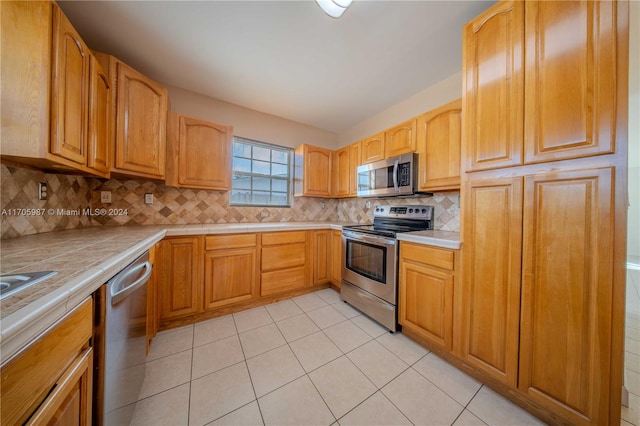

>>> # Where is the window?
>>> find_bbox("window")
[230,137,293,207]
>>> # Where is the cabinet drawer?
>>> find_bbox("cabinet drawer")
[205,233,256,251]
[400,243,455,271]
[262,243,306,271]
[261,231,306,246]
[1,298,93,426]
[261,267,306,296]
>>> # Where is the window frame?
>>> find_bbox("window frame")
[230,136,293,207]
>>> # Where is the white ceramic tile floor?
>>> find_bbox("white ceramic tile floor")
[122,289,551,426]
[625,266,640,426]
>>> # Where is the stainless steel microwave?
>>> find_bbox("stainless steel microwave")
[356,153,418,197]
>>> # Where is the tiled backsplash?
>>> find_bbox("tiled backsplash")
[1,163,460,239]
[1,164,93,239]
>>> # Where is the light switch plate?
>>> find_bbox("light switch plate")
[144,193,153,204]
[101,191,111,203]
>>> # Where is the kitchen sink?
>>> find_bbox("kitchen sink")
[0,271,58,300]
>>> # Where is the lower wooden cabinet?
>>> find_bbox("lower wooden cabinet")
[0,298,93,425]
[146,243,160,352]
[313,230,330,285]
[158,236,204,321]
[329,230,343,287]
[26,348,93,426]
[399,242,458,351]
[204,234,258,310]
[260,231,309,296]
[459,176,523,387]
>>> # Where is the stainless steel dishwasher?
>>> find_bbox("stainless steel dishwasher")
[94,251,152,425]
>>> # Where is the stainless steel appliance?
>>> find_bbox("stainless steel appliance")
[94,251,152,425]
[356,153,418,197]
[341,205,433,331]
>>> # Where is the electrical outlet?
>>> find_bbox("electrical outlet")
[260,211,269,218]
[101,191,112,203]
[144,193,153,204]
[365,201,371,209]
[38,182,47,200]
[321,201,326,209]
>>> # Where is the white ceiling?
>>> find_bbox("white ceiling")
[58,0,494,134]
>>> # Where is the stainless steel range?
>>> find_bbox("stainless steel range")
[341,205,433,331]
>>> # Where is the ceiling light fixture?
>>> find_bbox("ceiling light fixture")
[315,0,352,19]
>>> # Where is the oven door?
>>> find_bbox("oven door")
[342,230,397,305]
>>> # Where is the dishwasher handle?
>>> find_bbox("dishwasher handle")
[110,261,152,306]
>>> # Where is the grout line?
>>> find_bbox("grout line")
[187,325,195,426]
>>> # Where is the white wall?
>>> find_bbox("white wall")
[628,0,640,260]
[166,85,339,150]
[337,72,462,146]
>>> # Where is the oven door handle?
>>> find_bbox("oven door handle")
[392,159,399,192]
[343,231,396,247]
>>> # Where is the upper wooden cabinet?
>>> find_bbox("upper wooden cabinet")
[332,146,350,197]
[332,141,361,198]
[0,2,110,177]
[50,4,90,166]
[87,55,111,175]
[417,99,462,191]
[463,0,620,172]
[385,118,417,158]
[95,52,168,179]
[294,144,332,197]
[348,142,361,196]
[166,112,232,190]
[361,132,385,164]
[462,0,524,172]
[523,1,617,164]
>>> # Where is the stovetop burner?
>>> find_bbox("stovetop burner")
[343,205,434,237]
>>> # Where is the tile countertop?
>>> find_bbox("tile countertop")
[0,222,460,364]
[396,230,462,250]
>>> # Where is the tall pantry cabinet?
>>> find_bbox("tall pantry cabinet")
[460,1,628,425]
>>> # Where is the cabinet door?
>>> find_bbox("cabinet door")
[158,237,203,320]
[332,147,350,197]
[463,1,524,171]
[87,55,110,175]
[399,243,454,350]
[330,230,343,287]
[523,1,617,164]
[417,99,462,191]
[385,118,417,158]
[460,176,523,386]
[175,115,232,190]
[26,348,93,426]
[518,168,613,424]
[146,243,159,352]
[301,145,332,196]
[349,142,361,196]
[361,132,385,164]
[50,5,90,165]
[114,61,167,178]
[204,248,257,310]
[313,230,330,285]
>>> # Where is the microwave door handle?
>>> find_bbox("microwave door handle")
[393,160,399,192]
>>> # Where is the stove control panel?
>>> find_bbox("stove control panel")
[373,205,433,219]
